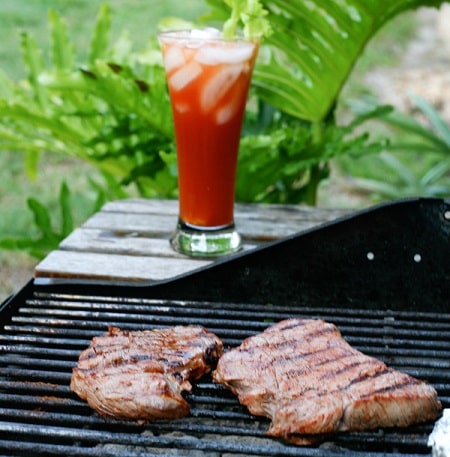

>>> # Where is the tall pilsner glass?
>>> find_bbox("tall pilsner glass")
[158,29,259,257]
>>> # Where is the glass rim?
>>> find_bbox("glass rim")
[157,29,259,43]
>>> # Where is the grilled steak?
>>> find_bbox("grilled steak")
[213,318,442,445]
[71,326,223,421]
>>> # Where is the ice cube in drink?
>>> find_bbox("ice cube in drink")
[169,60,202,91]
[200,63,243,113]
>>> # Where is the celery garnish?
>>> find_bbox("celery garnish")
[222,0,272,39]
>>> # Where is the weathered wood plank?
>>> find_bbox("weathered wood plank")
[35,250,210,282]
[34,198,351,282]
[82,212,175,237]
[82,208,347,242]
[59,228,182,257]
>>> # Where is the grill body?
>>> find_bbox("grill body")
[0,281,449,456]
[1,198,450,456]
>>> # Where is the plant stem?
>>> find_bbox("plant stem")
[304,121,324,206]
[305,164,320,206]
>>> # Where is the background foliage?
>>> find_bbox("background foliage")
[0,0,449,268]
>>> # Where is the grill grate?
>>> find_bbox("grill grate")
[0,284,449,456]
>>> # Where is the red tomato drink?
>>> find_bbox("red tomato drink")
[159,29,259,256]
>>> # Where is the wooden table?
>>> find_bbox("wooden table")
[34,199,349,283]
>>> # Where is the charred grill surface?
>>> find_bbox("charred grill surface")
[0,284,449,456]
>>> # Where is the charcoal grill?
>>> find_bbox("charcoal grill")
[1,197,449,456]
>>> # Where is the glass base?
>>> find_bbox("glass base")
[170,220,242,258]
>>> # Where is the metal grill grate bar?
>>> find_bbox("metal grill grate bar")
[1,289,449,456]
[0,421,431,457]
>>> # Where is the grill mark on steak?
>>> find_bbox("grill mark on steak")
[213,318,442,445]
[249,322,335,348]
[237,325,338,372]
[71,325,223,422]
[321,358,385,381]
[358,378,418,397]
[275,352,359,383]
[314,349,352,366]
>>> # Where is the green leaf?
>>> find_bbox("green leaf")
[0,99,89,148]
[351,97,450,154]
[347,104,394,129]
[49,9,74,71]
[350,176,401,199]
[20,32,49,110]
[59,181,74,237]
[421,159,450,186]
[0,69,15,99]
[0,181,86,258]
[24,150,40,180]
[27,198,54,240]
[412,95,450,147]
[378,152,417,187]
[382,114,450,155]
[89,3,112,64]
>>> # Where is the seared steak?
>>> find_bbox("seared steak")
[71,326,223,421]
[213,318,442,444]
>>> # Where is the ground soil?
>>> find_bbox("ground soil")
[1,6,449,304]
[0,253,36,303]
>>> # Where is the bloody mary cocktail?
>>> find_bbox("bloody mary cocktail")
[159,29,259,257]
